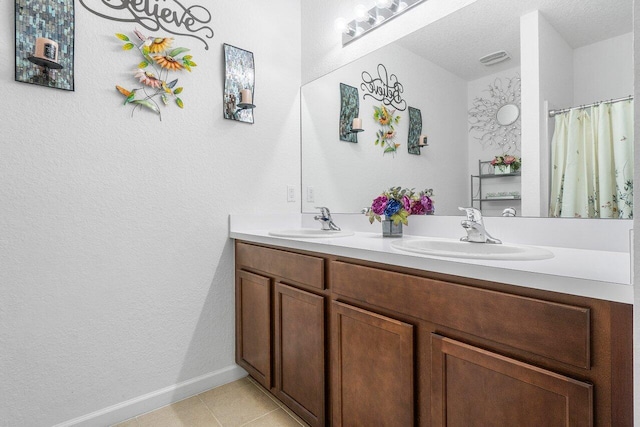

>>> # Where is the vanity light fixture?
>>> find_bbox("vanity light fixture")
[375,0,394,9]
[336,0,427,46]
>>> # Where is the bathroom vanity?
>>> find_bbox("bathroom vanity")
[231,217,632,427]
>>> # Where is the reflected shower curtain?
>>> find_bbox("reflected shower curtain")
[549,100,633,218]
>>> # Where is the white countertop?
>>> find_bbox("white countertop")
[229,214,633,304]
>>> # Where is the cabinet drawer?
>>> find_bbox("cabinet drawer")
[236,242,324,290]
[331,261,591,369]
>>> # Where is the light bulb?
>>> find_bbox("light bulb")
[375,0,393,8]
[334,17,348,33]
[354,4,369,22]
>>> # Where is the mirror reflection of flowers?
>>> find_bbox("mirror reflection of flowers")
[114,29,198,120]
[491,155,521,171]
[366,187,435,225]
[374,105,401,154]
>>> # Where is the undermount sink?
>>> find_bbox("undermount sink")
[391,238,554,261]
[268,228,355,238]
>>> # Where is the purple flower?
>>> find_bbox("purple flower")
[402,195,411,212]
[421,196,434,214]
[371,195,388,215]
[384,199,401,217]
[410,200,425,215]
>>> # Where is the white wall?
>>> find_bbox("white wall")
[301,43,468,215]
[0,0,301,425]
[574,32,634,105]
[520,11,573,217]
[536,12,574,218]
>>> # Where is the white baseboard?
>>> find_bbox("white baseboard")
[53,364,248,427]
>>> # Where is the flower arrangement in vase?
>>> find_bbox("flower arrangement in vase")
[366,187,434,237]
[491,154,521,174]
[373,105,401,154]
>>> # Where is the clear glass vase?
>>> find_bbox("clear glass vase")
[382,217,403,237]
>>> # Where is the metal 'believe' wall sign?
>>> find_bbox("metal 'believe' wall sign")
[79,0,214,49]
[361,64,406,111]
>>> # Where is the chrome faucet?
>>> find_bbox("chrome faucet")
[314,207,341,231]
[458,207,502,244]
[502,207,517,217]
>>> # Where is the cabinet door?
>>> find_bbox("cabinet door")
[332,301,414,427]
[275,283,325,427]
[431,334,593,427]
[236,270,272,389]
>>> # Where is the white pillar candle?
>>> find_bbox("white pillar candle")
[352,118,362,129]
[240,89,252,104]
[418,134,427,146]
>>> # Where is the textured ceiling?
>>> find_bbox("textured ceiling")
[395,0,633,81]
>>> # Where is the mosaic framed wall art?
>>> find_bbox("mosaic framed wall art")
[223,44,255,124]
[407,106,422,155]
[339,83,359,143]
[15,0,74,91]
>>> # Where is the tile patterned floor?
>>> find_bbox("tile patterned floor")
[112,377,309,427]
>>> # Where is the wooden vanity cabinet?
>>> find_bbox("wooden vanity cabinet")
[330,260,632,427]
[235,242,326,427]
[235,241,633,427]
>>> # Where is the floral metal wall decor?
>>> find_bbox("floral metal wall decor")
[468,74,521,153]
[339,83,359,143]
[79,0,214,50]
[114,29,197,120]
[407,107,422,155]
[15,0,74,90]
[223,44,255,124]
[361,64,406,111]
[373,105,401,155]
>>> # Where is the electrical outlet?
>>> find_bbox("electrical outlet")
[287,185,296,202]
[306,186,315,203]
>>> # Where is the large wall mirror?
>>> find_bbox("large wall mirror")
[301,0,633,218]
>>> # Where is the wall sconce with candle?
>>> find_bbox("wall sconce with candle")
[335,0,427,46]
[407,106,427,155]
[15,0,75,90]
[223,44,256,124]
[27,37,64,81]
[339,83,360,142]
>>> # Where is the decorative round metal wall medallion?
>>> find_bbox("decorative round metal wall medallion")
[468,75,521,153]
